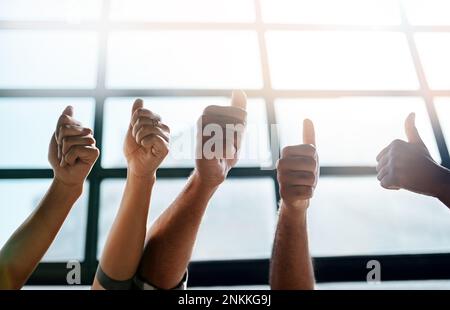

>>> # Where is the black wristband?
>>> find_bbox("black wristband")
[96,265,134,290]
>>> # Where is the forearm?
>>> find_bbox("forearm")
[270,200,315,290]
[0,179,81,289]
[94,172,154,287]
[138,171,217,289]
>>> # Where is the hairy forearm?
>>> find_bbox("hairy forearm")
[0,179,81,289]
[94,172,154,288]
[138,171,217,289]
[270,200,315,290]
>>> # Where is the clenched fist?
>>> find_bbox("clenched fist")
[195,90,247,187]
[48,106,99,187]
[277,119,319,208]
[376,112,449,199]
[124,99,170,178]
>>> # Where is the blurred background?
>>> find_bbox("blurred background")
[1,0,450,289]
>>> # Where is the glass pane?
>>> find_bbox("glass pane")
[0,180,88,261]
[403,0,450,25]
[434,98,450,147]
[106,31,262,89]
[261,0,400,25]
[415,33,450,90]
[275,97,440,166]
[0,0,102,22]
[98,178,277,260]
[0,98,95,168]
[266,31,419,90]
[0,30,98,89]
[102,97,271,168]
[110,0,255,22]
[309,176,450,256]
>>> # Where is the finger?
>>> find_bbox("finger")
[61,135,96,155]
[63,145,99,167]
[131,98,144,116]
[62,105,74,117]
[55,106,80,159]
[380,174,400,190]
[202,106,246,123]
[278,171,316,187]
[141,135,169,157]
[375,154,390,173]
[135,125,170,144]
[200,114,246,127]
[281,144,316,158]
[303,118,316,146]
[376,165,390,182]
[276,156,317,173]
[405,112,425,146]
[231,89,247,110]
[57,125,92,145]
[288,185,314,200]
[132,117,166,138]
[131,109,161,128]
[376,144,390,162]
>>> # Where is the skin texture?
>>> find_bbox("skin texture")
[92,99,170,290]
[376,113,450,208]
[0,106,99,289]
[137,90,247,289]
[270,119,318,290]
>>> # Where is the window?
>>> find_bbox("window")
[275,97,440,166]
[106,31,262,89]
[102,97,271,168]
[99,178,277,261]
[309,176,450,256]
[0,98,95,168]
[0,180,88,261]
[0,0,449,286]
[0,31,98,89]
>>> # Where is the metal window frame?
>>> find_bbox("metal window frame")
[1,0,450,287]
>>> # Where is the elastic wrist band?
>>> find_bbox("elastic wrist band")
[96,265,133,290]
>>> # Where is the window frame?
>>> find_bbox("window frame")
[0,0,450,286]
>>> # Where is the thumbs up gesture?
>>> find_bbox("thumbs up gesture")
[48,106,99,187]
[195,90,247,187]
[277,119,319,209]
[376,113,447,198]
[124,99,170,179]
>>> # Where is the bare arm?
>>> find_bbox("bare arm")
[0,106,98,289]
[270,201,314,290]
[137,172,217,289]
[137,90,247,289]
[270,119,318,290]
[92,99,169,289]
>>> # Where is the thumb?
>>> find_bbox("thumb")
[231,90,247,110]
[303,118,316,146]
[405,112,425,145]
[131,98,144,116]
[62,105,74,117]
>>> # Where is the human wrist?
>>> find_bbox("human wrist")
[279,199,308,223]
[191,169,223,190]
[280,199,310,211]
[127,169,156,185]
[51,178,83,199]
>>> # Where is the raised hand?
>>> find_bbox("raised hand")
[195,90,247,187]
[376,112,449,198]
[124,99,170,179]
[48,106,99,187]
[277,119,319,208]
